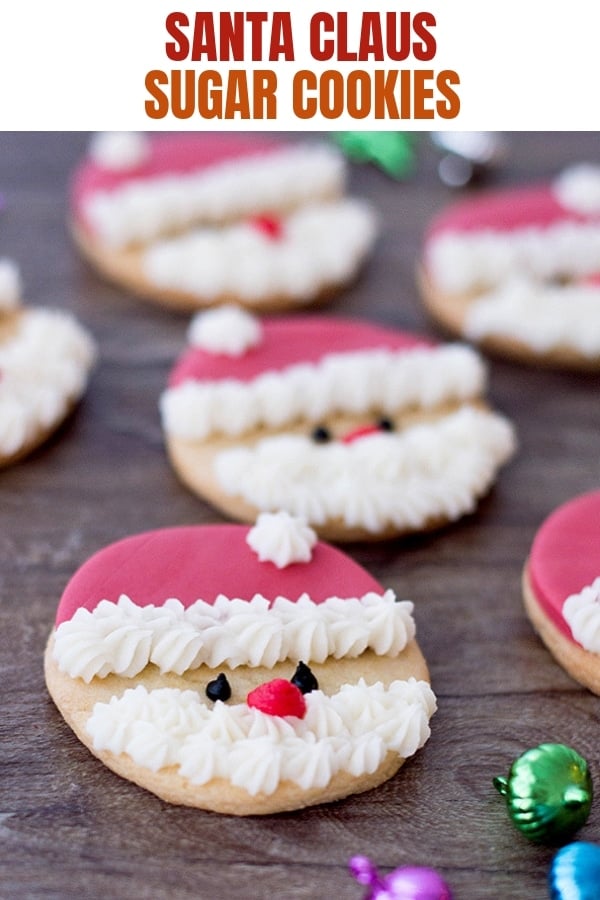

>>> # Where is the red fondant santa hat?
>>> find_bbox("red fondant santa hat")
[52,513,416,682]
[71,133,346,248]
[55,513,384,626]
[424,163,600,296]
[160,306,487,441]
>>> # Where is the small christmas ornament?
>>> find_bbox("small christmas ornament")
[493,743,592,842]
[430,131,507,187]
[332,132,419,179]
[549,842,600,900]
[348,856,452,899]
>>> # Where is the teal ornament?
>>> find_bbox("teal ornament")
[332,132,418,179]
[549,842,600,899]
[493,743,592,842]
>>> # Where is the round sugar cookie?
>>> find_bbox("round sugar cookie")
[44,513,436,815]
[0,259,96,468]
[69,132,377,312]
[419,164,600,369]
[159,307,517,542]
[524,490,600,693]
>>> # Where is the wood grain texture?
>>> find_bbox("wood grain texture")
[1,132,600,899]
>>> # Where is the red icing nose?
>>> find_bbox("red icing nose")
[249,215,283,240]
[246,679,307,718]
[581,273,600,286]
[341,424,382,444]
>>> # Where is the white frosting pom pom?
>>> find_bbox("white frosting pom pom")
[0,259,22,311]
[88,132,150,171]
[553,164,600,216]
[187,305,263,356]
[246,511,318,568]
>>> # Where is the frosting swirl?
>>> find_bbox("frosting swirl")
[88,132,150,172]
[85,678,436,794]
[187,305,263,357]
[83,144,345,248]
[553,164,600,216]
[465,278,600,356]
[53,590,416,681]
[214,406,516,534]
[142,199,377,305]
[160,344,486,441]
[427,221,600,294]
[0,309,96,457]
[246,511,317,568]
[563,577,600,653]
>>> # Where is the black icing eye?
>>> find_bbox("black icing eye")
[377,416,394,432]
[290,661,319,694]
[311,425,331,443]
[206,673,232,702]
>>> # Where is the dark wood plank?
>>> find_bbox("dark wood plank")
[1,132,599,899]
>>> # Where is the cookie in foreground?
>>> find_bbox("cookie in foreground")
[69,131,377,312]
[160,307,516,542]
[523,489,600,693]
[419,164,600,369]
[0,259,96,468]
[45,513,436,815]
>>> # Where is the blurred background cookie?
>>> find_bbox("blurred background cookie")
[0,258,96,468]
[524,490,600,693]
[69,132,377,313]
[419,163,600,369]
[160,307,516,541]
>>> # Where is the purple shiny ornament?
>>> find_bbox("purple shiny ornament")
[349,856,452,900]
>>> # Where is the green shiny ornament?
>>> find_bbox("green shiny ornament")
[332,132,418,179]
[493,743,592,842]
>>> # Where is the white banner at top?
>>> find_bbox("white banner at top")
[1,0,599,130]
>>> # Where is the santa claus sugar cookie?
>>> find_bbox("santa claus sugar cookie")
[524,490,600,694]
[0,259,96,468]
[44,512,436,815]
[420,164,600,369]
[69,132,377,312]
[159,307,516,542]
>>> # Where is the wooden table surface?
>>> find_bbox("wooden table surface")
[1,131,600,900]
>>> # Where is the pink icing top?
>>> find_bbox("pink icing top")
[55,525,384,626]
[528,490,600,640]
[169,316,433,387]
[424,182,590,244]
[70,133,280,235]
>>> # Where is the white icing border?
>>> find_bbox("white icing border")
[563,577,600,653]
[53,591,415,682]
[0,309,96,458]
[160,344,486,441]
[86,678,436,795]
[426,221,600,294]
[82,144,346,248]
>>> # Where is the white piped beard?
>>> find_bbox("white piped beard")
[465,277,600,356]
[86,677,436,796]
[213,406,516,534]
